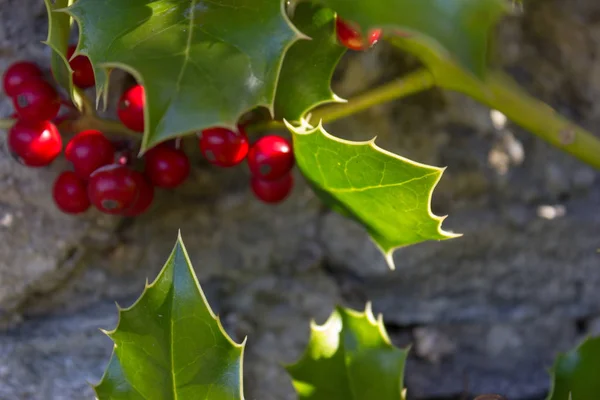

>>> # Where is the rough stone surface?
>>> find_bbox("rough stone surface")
[1,0,600,399]
[0,0,121,327]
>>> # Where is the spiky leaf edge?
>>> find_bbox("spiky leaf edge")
[60,2,307,152]
[90,232,246,397]
[285,303,410,399]
[274,3,348,122]
[287,119,461,269]
[43,0,86,111]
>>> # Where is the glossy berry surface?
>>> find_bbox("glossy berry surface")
[247,135,294,181]
[335,17,382,51]
[67,46,95,89]
[12,79,61,121]
[2,61,43,97]
[87,164,140,214]
[65,130,115,180]
[8,120,62,167]
[118,84,145,132]
[122,173,154,216]
[199,127,249,167]
[144,144,190,188]
[251,173,294,204]
[53,171,90,214]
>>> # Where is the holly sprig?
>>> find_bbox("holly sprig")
[2,0,600,265]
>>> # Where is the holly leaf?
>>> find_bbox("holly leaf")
[43,0,85,110]
[274,3,346,122]
[94,233,245,400]
[66,0,301,150]
[288,122,459,269]
[286,304,408,400]
[546,337,600,400]
[312,0,509,77]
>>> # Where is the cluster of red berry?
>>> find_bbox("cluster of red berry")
[199,128,295,204]
[1,46,184,216]
[0,15,376,216]
[2,51,297,216]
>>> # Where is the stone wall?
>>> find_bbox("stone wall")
[0,0,599,399]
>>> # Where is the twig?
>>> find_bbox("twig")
[440,70,600,169]
[247,69,435,134]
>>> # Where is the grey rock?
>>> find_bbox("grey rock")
[545,163,570,198]
[403,317,575,399]
[572,167,596,191]
[0,302,115,400]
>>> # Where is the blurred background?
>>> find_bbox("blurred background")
[0,0,599,399]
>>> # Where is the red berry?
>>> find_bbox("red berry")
[144,144,190,188]
[118,84,145,132]
[247,135,294,181]
[53,171,90,214]
[12,79,61,121]
[87,164,140,214]
[335,17,382,51]
[2,61,43,97]
[251,173,294,204]
[67,46,95,89]
[199,127,249,167]
[65,130,115,180]
[123,173,154,216]
[8,119,62,167]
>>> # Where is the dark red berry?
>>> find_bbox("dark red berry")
[118,84,145,132]
[247,135,294,181]
[87,164,140,214]
[12,79,61,121]
[251,173,294,204]
[53,171,90,214]
[199,126,249,167]
[8,119,62,167]
[335,17,382,51]
[67,46,95,89]
[2,61,43,97]
[144,144,190,188]
[123,173,154,216]
[65,130,115,180]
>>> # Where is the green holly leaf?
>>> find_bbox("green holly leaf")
[274,3,346,122]
[313,0,509,77]
[66,0,301,150]
[288,122,459,269]
[43,0,85,110]
[94,233,245,400]
[286,304,408,400]
[546,337,600,400]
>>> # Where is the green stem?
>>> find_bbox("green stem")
[440,71,600,170]
[247,68,435,133]
[70,87,139,137]
[310,68,435,124]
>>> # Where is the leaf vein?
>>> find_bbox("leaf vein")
[327,171,438,193]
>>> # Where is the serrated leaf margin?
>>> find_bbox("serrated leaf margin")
[285,303,410,399]
[92,231,246,399]
[63,1,308,152]
[274,3,347,122]
[43,0,87,111]
[287,119,461,269]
